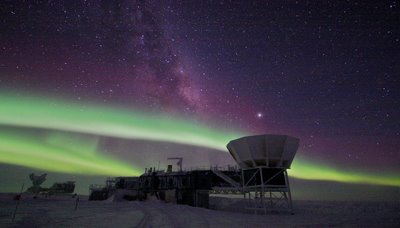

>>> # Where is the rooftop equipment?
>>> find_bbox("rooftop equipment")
[168,157,183,172]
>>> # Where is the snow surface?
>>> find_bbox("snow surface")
[0,194,399,227]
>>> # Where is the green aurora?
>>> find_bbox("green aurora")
[0,94,399,187]
[0,130,140,176]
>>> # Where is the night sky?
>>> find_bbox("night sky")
[0,1,399,196]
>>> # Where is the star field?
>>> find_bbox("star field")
[0,1,399,180]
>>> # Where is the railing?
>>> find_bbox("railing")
[141,164,240,173]
[187,165,240,172]
[211,169,241,188]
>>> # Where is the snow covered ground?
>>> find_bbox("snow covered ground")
[0,193,398,227]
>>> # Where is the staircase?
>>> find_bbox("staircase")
[211,170,241,188]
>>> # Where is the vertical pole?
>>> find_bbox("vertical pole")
[12,183,25,222]
[178,158,182,172]
[74,196,79,211]
[241,169,246,201]
[242,169,251,212]
[269,191,272,207]
[259,167,266,215]
[284,170,294,214]
[195,190,197,207]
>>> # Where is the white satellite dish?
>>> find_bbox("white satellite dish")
[226,134,299,169]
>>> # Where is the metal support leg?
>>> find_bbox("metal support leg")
[284,170,294,214]
[259,167,266,215]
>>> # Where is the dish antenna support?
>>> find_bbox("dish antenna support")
[227,134,299,214]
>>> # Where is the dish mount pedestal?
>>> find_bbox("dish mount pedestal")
[227,134,299,214]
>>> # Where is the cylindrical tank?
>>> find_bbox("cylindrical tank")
[226,134,299,169]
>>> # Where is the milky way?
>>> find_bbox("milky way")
[0,1,399,191]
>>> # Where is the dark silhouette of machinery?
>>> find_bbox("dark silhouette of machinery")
[29,173,47,186]
[27,173,47,193]
[49,181,76,194]
[89,134,299,214]
[26,173,75,195]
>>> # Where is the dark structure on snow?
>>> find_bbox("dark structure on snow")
[89,134,299,214]
[26,173,75,195]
